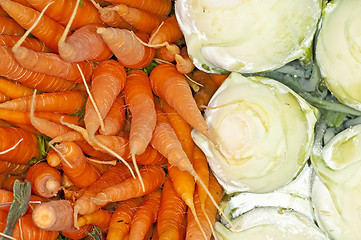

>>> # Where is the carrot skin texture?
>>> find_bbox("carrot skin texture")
[0,127,40,164]
[99,94,126,136]
[125,145,167,166]
[60,224,92,240]
[0,46,76,92]
[0,76,34,99]
[0,35,50,52]
[99,6,135,30]
[1,175,23,191]
[26,0,102,29]
[107,198,142,240]
[175,46,195,74]
[193,145,210,210]
[25,162,61,198]
[0,16,25,35]
[58,24,113,62]
[0,160,29,174]
[0,90,86,113]
[0,0,66,52]
[129,189,162,240]
[150,15,183,45]
[105,0,172,16]
[155,44,180,62]
[91,165,166,206]
[0,92,10,103]
[150,64,213,141]
[77,209,112,232]
[210,73,229,87]
[0,189,42,212]
[75,140,114,161]
[57,141,101,188]
[157,177,187,240]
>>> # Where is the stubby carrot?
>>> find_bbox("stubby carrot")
[155,44,180,63]
[77,209,111,232]
[0,16,25,35]
[46,148,61,168]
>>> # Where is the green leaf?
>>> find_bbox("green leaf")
[28,135,52,164]
[69,95,87,125]
[142,61,159,75]
[0,180,31,240]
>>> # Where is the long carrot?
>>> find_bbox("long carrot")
[0,0,66,52]
[0,35,50,52]
[76,209,112,232]
[0,16,25,35]
[0,127,40,164]
[107,197,142,240]
[25,162,61,198]
[129,189,162,240]
[91,165,165,207]
[98,94,126,136]
[26,0,102,29]
[97,27,155,69]
[0,77,34,99]
[0,46,76,92]
[150,63,213,142]
[105,0,172,16]
[157,177,187,240]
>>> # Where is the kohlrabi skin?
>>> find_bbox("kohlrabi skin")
[192,72,319,194]
[316,0,361,111]
[311,124,361,240]
[175,0,321,74]
[215,207,329,240]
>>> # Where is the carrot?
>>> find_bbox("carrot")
[0,6,7,16]
[155,44,180,63]
[98,94,126,136]
[0,16,25,35]
[192,70,219,110]
[0,160,29,174]
[75,141,114,161]
[157,177,187,240]
[25,162,61,198]
[0,35,50,52]
[150,64,213,142]
[91,165,165,207]
[32,200,74,231]
[125,145,167,166]
[149,15,183,46]
[210,73,229,88]
[76,209,111,232]
[97,27,155,68]
[0,92,10,103]
[0,189,42,212]
[0,77,34,99]
[60,224,92,240]
[124,69,156,190]
[186,174,223,240]
[1,175,23,191]
[55,141,101,188]
[0,211,59,240]
[0,90,86,114]
[175,46,195,74]
[0,46,76,92]
[0,0,66,52]
[0,127,40,164]
[26,0,102,29]
[107,197,142,240]
[105,0,172,16]
[46,148,61,168]
[129,189,162,240]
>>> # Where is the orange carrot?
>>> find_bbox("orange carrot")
[0,46,76,92]
[1,175,23,191]
[107,197,142,240]
[210,73,229,88]
[0,6,7,16]
[46,148,61,168]
[0,189,42,212]
[192,145,209,214]
[149,15,183,46]
[26,0,102,29]
[0,160,29,174]
[0,35,50,52]
[106,0,172,16]
[98,94,126,136]
[97,27,155,68]
[0,0,66,52]
[55,141,101,188]
[129,189,162,240]
[175,46,195,74]
[157,177,187,240]
[155,44,180,63]
[32,200,74,231]
[192,70,219,110]
[25,162,61,198]
[125,145,167,166]
[0,127,40,164]
[0,211,59,240]
[91,165,165,207]
[150,63,213,142]
[76,209,111,232]
[75,141,114,161]
[0,90,86,114]
[0,92,9,103]
[0,77,34,99]
[93,3,135,30]
[60,224,92,240]
[0,16,25,35]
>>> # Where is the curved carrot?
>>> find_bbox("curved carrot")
[0,160,28,174]
[77,209,111,232]
[0,77,34,99]
[0,35,50,52]
[98,94,126,136]
[0,46,76,92]
[107,197,142,240]
[149,15,183,45]
[157,177,187,240]
[129,189,162,240]
[0,0,66,52]
[25,162,61,198]
[91,165,165,207]
[105,0,172,16]
[192,70,219,110]
[0,16,25,35]
[26,0,102,29]
[97,27,155,69]
[0,127,40,164]
[150,64,213,142]
[175,46,195,74]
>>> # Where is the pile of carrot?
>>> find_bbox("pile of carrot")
[0,0,229,239]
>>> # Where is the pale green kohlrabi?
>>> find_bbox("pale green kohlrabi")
[316,0,361,111]
[215,207,329,240]
[311,124,361,240]
[191,72,319,194]
[175,0,321,74]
